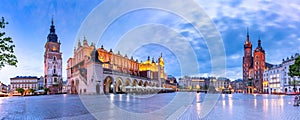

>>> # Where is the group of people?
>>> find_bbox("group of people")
[294,95,300,106]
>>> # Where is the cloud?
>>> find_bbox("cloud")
[228,53,241,60]
[0,44,44,84]
[3,0,300,83]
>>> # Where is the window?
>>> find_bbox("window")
[53,56,56,61]
[53,66,56,74]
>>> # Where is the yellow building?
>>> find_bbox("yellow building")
[67,38,167,94]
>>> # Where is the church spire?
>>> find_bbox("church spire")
[258,37,262,48]
[247,27,249,36]
[244,27,252,48]
[246,27,250,42]
[254,35,265,53]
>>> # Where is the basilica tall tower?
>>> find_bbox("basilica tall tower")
[243,30,252,92]
[44,18,63,94]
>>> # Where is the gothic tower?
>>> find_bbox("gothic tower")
[253,37,265,93]
[44,18,63,94]
[243,29,252,92]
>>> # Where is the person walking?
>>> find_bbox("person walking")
[294,95,299,106]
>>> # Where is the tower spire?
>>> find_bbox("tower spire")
[258,38,261,48]
[50,16,55,34]
[247,27,249,37]
[51,15,54,26]
[47,17,58,42]
[246,27,250,42]
[258,33,262,48]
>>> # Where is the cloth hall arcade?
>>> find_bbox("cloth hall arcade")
[67,38,167,94]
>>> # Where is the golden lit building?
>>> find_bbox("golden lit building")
[97,45,140,76]
[67,38,167,94]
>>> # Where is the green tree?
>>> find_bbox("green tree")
[288,56,300,92]
[16,88,24,95]
[38,86,44,90]
[0,17,17,69]
[28,88,36,95]
[44,88,50,94]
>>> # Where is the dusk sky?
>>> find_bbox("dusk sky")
[1,0,300,85]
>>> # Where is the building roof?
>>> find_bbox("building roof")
[11,76,38,79]
[265,62,274,69]
[47,18,58,43]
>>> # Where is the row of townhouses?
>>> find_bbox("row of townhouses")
[263,53,300,93]
[178,76,231,92]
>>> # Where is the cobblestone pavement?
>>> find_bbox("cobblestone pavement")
[0,93,299,120]
[180,93,300,120]
[0,94,96,120]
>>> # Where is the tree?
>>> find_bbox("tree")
[44,88,50,94]
[16,88,24,96]
[0,17,17,69]
[288,56,300,92]
[38,86,44,90]
[28,88,36,95]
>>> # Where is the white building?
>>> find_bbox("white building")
[263,53,300,93]
[178,76,208,90]
[263,65,282,93]
[281,53,300,92]
[10,76,39,91]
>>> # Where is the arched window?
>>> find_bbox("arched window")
[53,66,56,74]
[53,56,56,61]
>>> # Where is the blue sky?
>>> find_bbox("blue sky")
[1,0,300,85]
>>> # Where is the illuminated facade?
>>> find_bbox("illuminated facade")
[263,53,300,93]
[10,76,39,91]
[44,18,63,94]
[242,30,271,93]
[230,79,244,93]
[263,65,281,93]
[67,39,166,94]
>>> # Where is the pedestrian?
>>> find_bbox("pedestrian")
[298,95,300,105]
[294,95,299,106]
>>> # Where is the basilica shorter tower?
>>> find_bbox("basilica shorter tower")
[44,18,63,94]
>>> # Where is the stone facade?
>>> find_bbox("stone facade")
[44,18,63,94]
[263,65,282,93]
[67,38,166,94]
[230,79,244,93]
[10,76,39,91]
[263,53,300,93]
